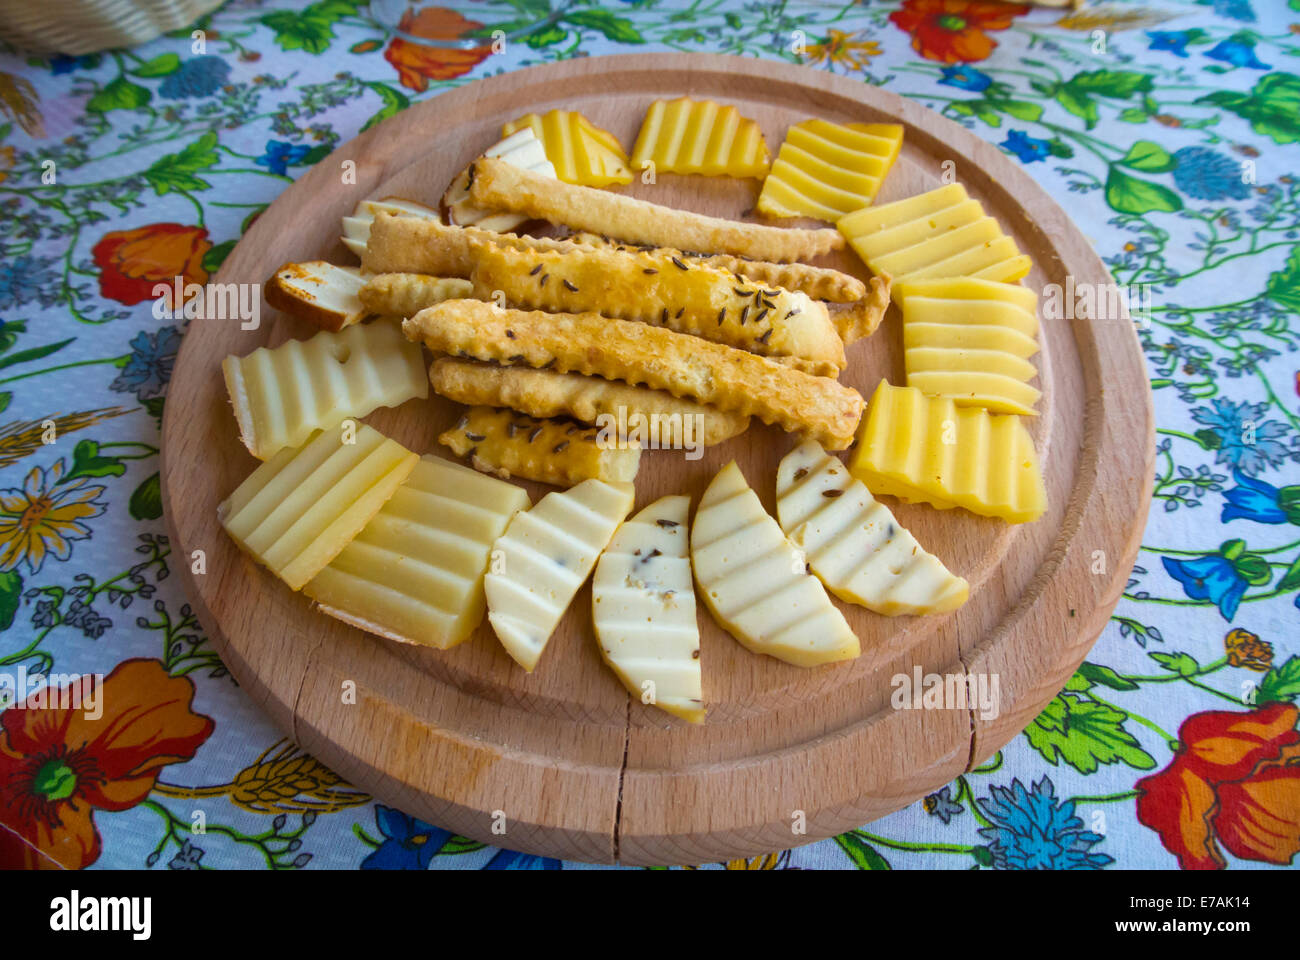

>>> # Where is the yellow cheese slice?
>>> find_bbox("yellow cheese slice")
[692,460,858,667]
[893,275,1039,313]
[776,441,968,616]
[848,381,1047,524]
[221,319,428,461]
[502,110,633,187]
[592,495,703,723]
[630,97,770,178]
[486,478,635,672]
[442,127,559,234]
[219,424,419,590]
[838,183,1031,286]
[756,119,904,222]
[304,456,529,649]
[901,279,1041,415]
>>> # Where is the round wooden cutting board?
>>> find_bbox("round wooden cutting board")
[161,54,1154,866]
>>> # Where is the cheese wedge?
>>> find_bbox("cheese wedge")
[848,381,1047,524]
[219,424,418,590]
[838,183,1032,287]
[264,261,369,332]
[592,495,703,723]
[341,197,440,259]
[221,319,428,461]
[776,441,968,616]
[900,278,1041,415]
[503,110,633,187]
[442,127,559,234]
[630,97,770,178]
[757,120,904,222]
[486,478,635,672]
[304,456,529,649]
[692,461,858,667]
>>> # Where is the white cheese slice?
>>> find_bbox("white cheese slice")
[592,495,703,723]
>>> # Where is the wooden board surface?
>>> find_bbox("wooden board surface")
[160,54,1155,866]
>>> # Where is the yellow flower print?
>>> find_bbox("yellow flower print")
[1224,628,1273,672]
[0,458,107,575]
[802,31,883,72]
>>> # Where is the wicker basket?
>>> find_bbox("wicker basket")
[0,0,227,55]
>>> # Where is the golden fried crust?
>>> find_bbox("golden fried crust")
[430,358,749,446]
[831,272,893,344]
[361,212,580,277]
[358,274,474,316]
[468,241,845,375]
[439,406,640,486]
[406,301,864,450]
[467,157,843,262]
[570,232,866,303]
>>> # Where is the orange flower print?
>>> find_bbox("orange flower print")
[90,222,212,307]
[1224,628,1273,672]
[384,8,493,93]
[889,0,1030,63]
[1136,701,1300,870]
[0,659,214,869]
[0,458,106,575]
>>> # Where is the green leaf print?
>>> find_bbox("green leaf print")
[0,570,21,631]
[87,76,151,113]
[1105,166,1182,215]
[144,132,219,196]
[565,10,645,44]
[130,53,181,78]
[1024,693,1156,773]
[360,82,410,132]
[1257,656,1300,705]
[1199,73,1300,145]
[835,832,891,870]
[1119,140,1176,173]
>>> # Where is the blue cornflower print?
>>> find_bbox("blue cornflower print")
[1205,33,1271,70]
[0,255,62,310]
[484,848,562,870]
[1222,470,1298,525]
[923,786,963,825]
[1162,554,1248,620]
[1207,0,1256,22]
[1000,130,1051,164]
[360,805,450,870]
[158,55,232,99]
[938,65,992,92]
[978,777,1112,869]
[257,140,312,176]
[49,54,98,74]
[1146,30,1202,57]
[1190,397,1293,477]
[110,326,182,402]
[1172,146,1250,201]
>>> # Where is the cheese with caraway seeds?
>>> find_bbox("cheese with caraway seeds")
[592,495,703,723]
[776,441,967,616]
[692,460,858,667]
[304,456,529,649]
[486,478,635,672]
[219,424,418,591]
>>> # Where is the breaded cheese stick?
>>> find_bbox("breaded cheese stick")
[466,157,843,261]
[358,273,474,316]
[405,300,864,450]
[430,357,749,446]
[830,272,893,344]
[361,212,580,277]
[570,232,866,303]
[468,241,845,375]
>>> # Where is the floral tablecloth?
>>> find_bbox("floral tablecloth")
[0,0,1297,871]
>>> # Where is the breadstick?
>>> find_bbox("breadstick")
[361,212,580,277]
[440,406,640,486]
[466,156,843,261]
[405,301,864,450]
[468,241,845,375]
[430,357,749,446]
[570,232,866,303]
[358,274,474,316]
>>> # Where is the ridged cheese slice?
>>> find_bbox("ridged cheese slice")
[219,424,418,590]
[592,495,703,723]
[486,478,635,672]
[692,461,858,667]
[304,456,529,649]
[221,319,428,461]
[757,120,904,222]
[442,127,559,233]
[838,183,1032,286]
[503,110,633,187]
[341,197,440,258]
[848,381,1047,524]
[630,97,770,178]
[900,278,1041,415]
[776,441,968,616]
